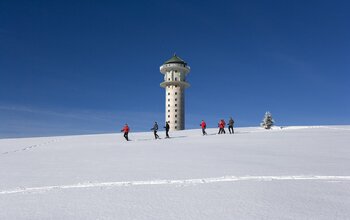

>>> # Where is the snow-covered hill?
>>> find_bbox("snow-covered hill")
[1,126,350,219]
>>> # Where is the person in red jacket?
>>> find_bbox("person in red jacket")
[218,119,226,134]
[221,119,226,134]
[200,120,207,135]
[121,124,130,141]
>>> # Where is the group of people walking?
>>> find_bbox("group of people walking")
[120,121,170,141]
[217,117,235,135]
[150,121,170,140]
[120,117,234,141]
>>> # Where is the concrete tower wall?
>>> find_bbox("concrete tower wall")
[165,85,185,130]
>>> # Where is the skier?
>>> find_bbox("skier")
[218,119,226,134]
[200,120,207,135]
[121,124,130,141]
[151,122,160,139]
[228,117,234,134]
[164,121,170,138]
[221,119,226,134]
[218,120,222,134]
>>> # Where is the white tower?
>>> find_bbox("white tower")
[160,54,190,131]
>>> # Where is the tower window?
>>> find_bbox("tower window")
[175,120,177,123]
[168,110,170,112]
[175,98,177,101]
[175,85,178,88]
[175,78,177,81]
[168,93,170,95]
[168,115,170,118]
[175,115,177,118]
[175,126,177,129]
[175,104,177,107]
[168,104,170,107]
[175,92,177,95]
[168,78,170,81]
[168,99,170,101]
[175,109,177,112]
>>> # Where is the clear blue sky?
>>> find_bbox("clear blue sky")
[1,0,349,138]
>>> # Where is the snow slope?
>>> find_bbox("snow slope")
[0,126,350,219]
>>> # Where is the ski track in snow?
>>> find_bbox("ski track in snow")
[1,175,349,195]
[1,138,62,155]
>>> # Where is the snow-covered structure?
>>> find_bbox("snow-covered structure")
[160,54,190,131]
[261,111,275,129]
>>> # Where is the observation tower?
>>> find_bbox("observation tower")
[160,54,190,131]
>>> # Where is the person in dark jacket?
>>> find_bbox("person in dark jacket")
[164,121,170,138]
[121,124,130,141]
[151,122,160,139]
[200,120,207,135]
[228,117,234,134]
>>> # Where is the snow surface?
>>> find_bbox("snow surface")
[0,126,350,219]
